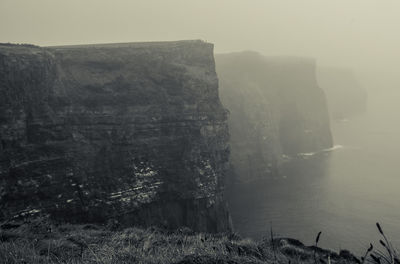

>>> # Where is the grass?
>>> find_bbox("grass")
[367,223,400,264]
[0,217,366,264]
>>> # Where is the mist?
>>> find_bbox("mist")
[1,0,400,260]
[1,0,400,91]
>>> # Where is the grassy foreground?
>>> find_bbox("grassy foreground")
[0,217,367,264]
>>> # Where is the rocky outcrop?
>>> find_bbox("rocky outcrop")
[317,67,367,119]
[0,41,231,232]
[216,52,332,182]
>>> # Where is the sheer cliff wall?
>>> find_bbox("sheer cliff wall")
[216,52,332,182]
[0,41,231,232]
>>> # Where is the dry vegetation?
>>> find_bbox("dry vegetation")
[368,223,400,264]
[0,217,387,264]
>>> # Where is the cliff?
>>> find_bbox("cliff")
[0,40,231,232]
[216,51,333,181]
[317,67,367,119]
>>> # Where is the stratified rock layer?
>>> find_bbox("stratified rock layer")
[216,52,332,182]
[0,41,231,232]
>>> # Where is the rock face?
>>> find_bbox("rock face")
[216,52,332,182]
[0,41,231,232]
[317,67,367,119]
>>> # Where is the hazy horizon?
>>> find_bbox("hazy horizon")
[1,0,400,91]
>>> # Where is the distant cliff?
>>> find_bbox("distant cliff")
[216,52,332,181]
[0,41,231,232]
[317,67,367,119]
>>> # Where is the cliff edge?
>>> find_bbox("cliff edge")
[0,40,231,232]
[216,51,333,181]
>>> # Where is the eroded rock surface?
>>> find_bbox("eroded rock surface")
[0,41,231,232]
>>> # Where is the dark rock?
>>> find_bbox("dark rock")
[339,250,360,263]
[0,221,22,229]
[281,238,305,247]
[0,40,231,232]
[272,238,356,263]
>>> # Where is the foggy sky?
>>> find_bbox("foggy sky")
[1,0,400,90]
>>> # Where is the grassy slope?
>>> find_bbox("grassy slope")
[0,218,360,264]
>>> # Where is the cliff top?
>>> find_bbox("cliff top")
[46,39,209,49]
[0,40,212,56]
[0,43,44,55]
